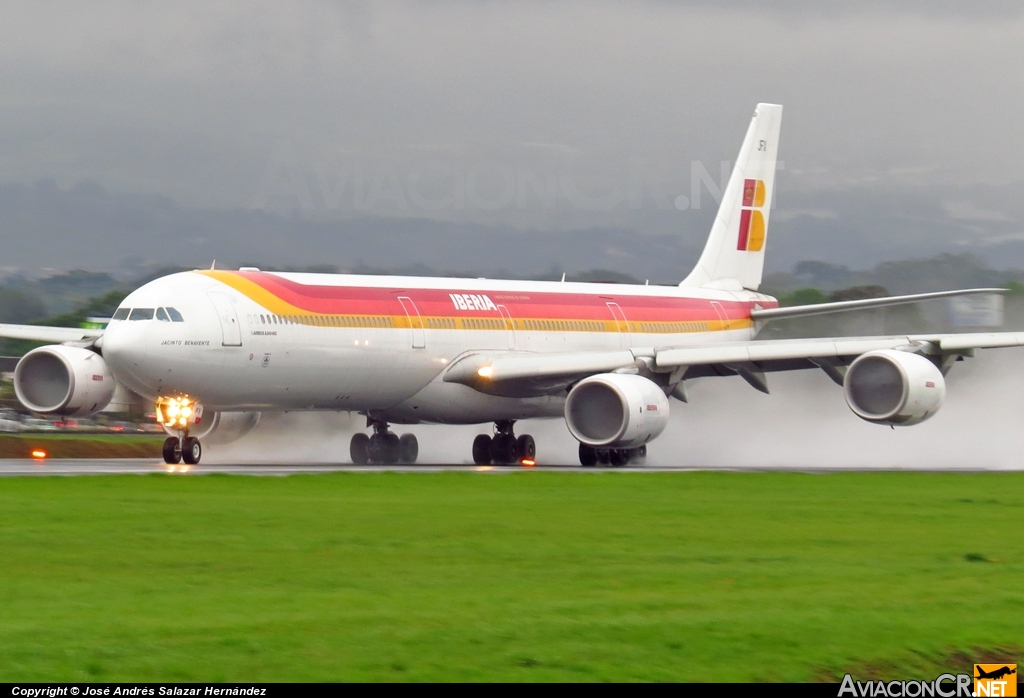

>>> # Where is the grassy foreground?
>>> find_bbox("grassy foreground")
[0,472,1021,682]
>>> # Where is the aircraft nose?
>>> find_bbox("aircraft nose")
[100,320,155,395]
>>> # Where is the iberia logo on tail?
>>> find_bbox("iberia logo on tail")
[737,178,766,252]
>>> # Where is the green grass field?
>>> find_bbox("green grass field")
[0,471,1021,682]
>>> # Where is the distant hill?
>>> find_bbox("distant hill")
[761,254,1024,296]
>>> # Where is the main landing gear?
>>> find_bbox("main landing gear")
[350,420,418,465]
[472,420,537,466]
[578,443,646,468]
[163,435,202,465]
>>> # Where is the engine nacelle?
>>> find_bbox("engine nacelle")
[164,410,261,445]
[14,345,116,417]
[844,349,945,426]
[565,374,670,448]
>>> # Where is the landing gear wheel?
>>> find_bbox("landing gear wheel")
[350,433,370,465]
[609,449,630,467]
[473,435,493,465]
[382,432,400,464]
[399,434,418,464]
[516,434,536,464]
[597,449,611,467]
[181,436,202,465]
[162,436,182,464]
[579,443,598,467]
[490,433,519,465]
[368,433,384,463]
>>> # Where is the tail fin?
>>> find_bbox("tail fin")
[680,103,782,291]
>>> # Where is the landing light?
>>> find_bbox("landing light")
[31,449,47,460]
[477,366,494,378]
[521,459,536,467]
[156,396,195,429]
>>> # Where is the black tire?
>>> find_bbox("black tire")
[350,433,370,465]
[399,433,418,464]
[162,436,181,464]
[609,449,629,467]
[578,443,597,467]
[472,434,493,465]
[491,434,519,465]
[596,449,611,466]
[181,436,202,465]
[516,434,536,463]
[382,432,401,464]
[489,434,506,464]
[368,433,384,463]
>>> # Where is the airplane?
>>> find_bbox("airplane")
[3,103,1023,468]
[975,666,1016,681]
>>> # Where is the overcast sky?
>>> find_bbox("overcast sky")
[1,1,1022,275]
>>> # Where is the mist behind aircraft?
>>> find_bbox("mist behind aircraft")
[206,349,1023,470]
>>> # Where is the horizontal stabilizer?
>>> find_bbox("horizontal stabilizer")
[751,288,1006,323]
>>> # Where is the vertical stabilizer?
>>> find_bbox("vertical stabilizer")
[680,103,782,290]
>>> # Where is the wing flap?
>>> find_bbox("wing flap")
[937,332,1024,351]
[655,336,916,368]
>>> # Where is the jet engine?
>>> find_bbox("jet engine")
[564,373,670,448]
[844,349,945,426]
[14,345,116,417]
[165,410,261,445]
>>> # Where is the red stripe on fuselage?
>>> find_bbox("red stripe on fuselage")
[232,271,772,322]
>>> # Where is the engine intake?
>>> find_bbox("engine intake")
[14,345,116,416]
[844,349,945,426]
[565,374,670,448]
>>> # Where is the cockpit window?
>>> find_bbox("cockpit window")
[129,308,155,321]
[156,308,170,322]
[112,308,130,321]
[166,307,184,322]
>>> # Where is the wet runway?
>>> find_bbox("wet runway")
[0,458,1019,476]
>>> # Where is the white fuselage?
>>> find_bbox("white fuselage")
[101,270,775,424]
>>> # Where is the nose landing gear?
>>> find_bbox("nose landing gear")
[157,396,202,466]
[350,419,418,465]
[162,435,203,465]
[472,421,537,466]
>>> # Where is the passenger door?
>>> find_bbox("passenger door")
[207,291,243,346]
[606,301,630,349]
[497,305,517,350]
[397,296,426,349]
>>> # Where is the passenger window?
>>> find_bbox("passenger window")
[112,308,130,321]
[129,308,154,321]
[156,308,170,322]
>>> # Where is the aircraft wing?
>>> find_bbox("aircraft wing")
[0,323,104,344]
[750,288,1006,322]
[445,332,1024,397]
